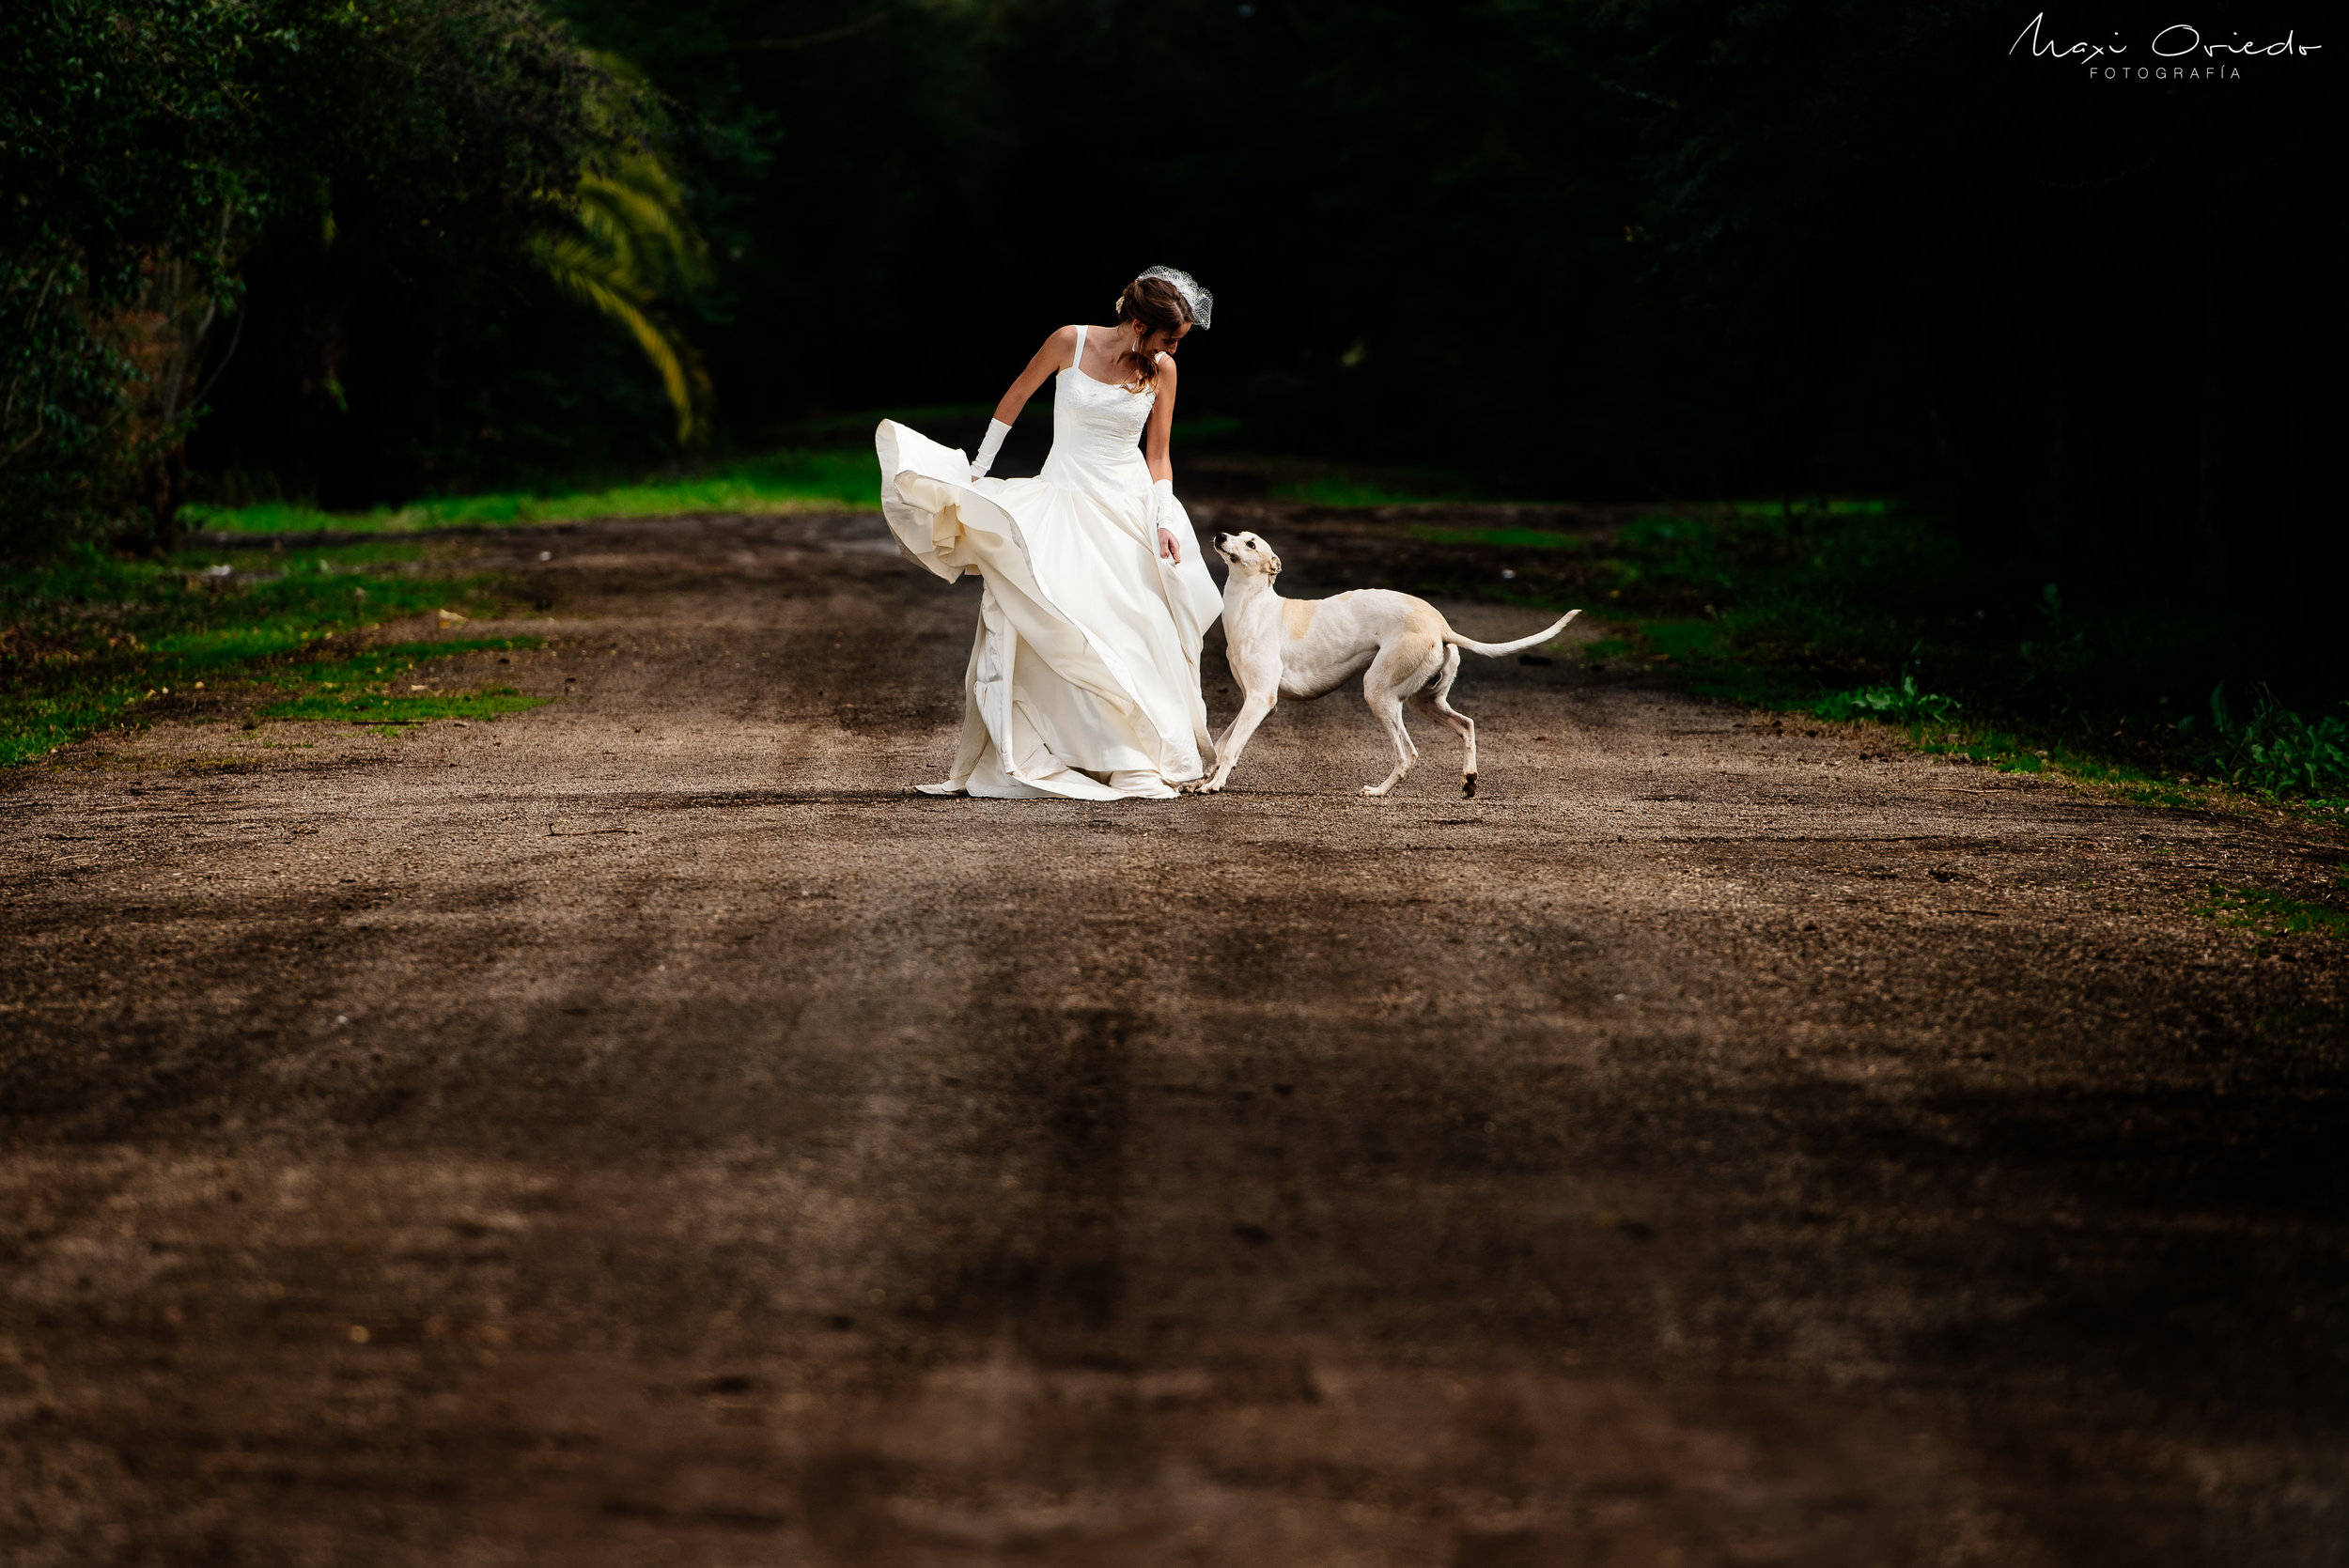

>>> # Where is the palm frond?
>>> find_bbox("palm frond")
[531,151,713,444]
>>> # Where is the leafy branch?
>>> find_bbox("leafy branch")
[528,153,714,445]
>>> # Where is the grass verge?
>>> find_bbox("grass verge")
[1404,502,2349,816]
[2195,880,2349,943]
[184,447,881,536]
[3,541,543,764]
[258,641,550,737]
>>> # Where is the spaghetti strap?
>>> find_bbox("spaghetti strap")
[1069,323,1085,373]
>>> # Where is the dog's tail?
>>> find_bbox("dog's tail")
[1443,607,1581,658]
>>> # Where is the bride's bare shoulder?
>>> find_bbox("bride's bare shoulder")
[1019,324,1077,373]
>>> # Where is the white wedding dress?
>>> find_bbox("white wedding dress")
[876,327,1223,800]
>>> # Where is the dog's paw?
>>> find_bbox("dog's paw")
[1180,778,1224,796]
[1359,784,1391,797]
[1462,773,1478,799]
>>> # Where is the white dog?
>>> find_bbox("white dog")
[1187,530,1581,798]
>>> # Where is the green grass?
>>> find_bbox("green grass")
[2194,880,2349,942]
[1617,613,2242,799]
[184,415,1259,535]
[2,541,541,764]
[259,640,549,736]
[1399,497,2349,812]
[184,447,881,536]
[1810,674,1963,727]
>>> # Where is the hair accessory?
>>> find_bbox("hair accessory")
[1134,265,1213,329]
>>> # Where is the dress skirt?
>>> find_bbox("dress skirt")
[876,418,1222,800]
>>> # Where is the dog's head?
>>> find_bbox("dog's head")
[1211,531,1281,581]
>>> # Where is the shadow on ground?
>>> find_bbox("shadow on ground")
[4,506,2345,1566]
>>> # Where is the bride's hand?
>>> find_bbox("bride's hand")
[1157,527,1181,564]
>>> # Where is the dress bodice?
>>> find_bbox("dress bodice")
[1043,325,1154,495]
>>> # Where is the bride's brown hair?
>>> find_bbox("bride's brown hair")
[1112,275,1192,393]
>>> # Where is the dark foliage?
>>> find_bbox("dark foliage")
[1596,0,2339,598]
[0,0,661,548]
[16,0,2334,610]
[541,0,2336,601]
[2,0,254,550]
[186,0,675,509]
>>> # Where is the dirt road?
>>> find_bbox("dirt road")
[6,508,2346,1566]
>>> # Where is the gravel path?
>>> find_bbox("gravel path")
[5,510,2345,1566]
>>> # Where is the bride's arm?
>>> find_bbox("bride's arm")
[991,326,1080,427]
[1143,357,1181,561]
[968,327,1080,479]
[1142,355,1177,485]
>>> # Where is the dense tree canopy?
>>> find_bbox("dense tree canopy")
[7,0,2336,596]
[4,0,254,545]
[2,0,661,546]
[528,0,2336,593]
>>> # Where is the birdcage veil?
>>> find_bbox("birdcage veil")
[1128,266,1213,329]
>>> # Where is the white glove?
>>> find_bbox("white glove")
[1150,478,1179,562]
[970,418,1011,481]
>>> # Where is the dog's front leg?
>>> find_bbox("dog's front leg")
[1185,688,1276,793]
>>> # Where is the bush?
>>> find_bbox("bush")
[2184,685,2349,800]
[1811,674,1962,728]
[0,1,255,552]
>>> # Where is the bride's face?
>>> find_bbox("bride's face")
[1134,321,1191,356]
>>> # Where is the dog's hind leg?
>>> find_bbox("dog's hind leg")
[1359,694,1416,797]
[1359,642,1442,797]
[1407,644,1478,797]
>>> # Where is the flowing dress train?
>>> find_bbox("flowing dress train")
[876,327,1222,800]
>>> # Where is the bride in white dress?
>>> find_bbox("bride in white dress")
[876,267,1224,800]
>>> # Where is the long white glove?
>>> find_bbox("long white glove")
[969,418,1011,482]
[1150,478,1179,562]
